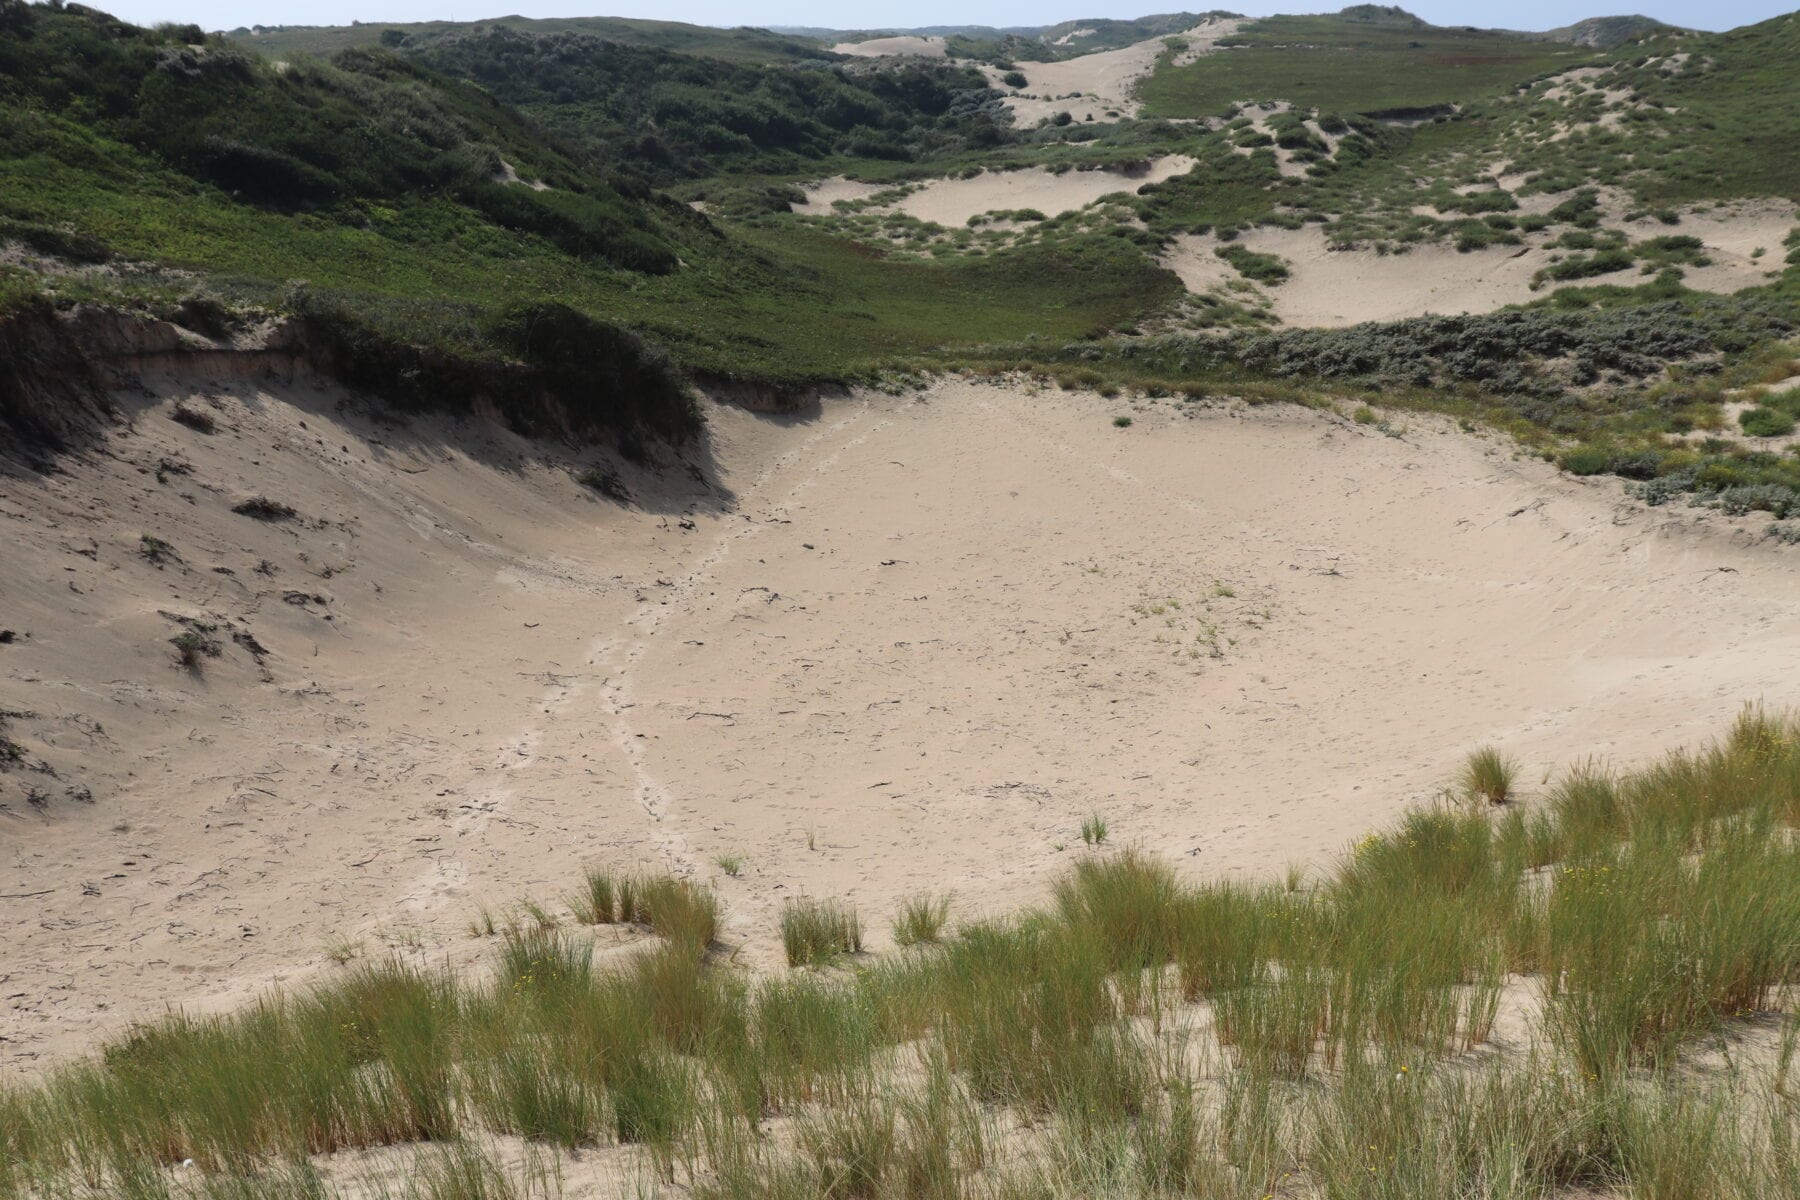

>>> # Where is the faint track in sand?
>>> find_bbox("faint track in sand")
[582,399,919,884]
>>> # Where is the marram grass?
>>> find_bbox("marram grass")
[3,709,1798,1198]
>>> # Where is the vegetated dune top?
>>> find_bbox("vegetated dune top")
[829,35,948,57]
[797,156,1198,226]
[4,374,1799,1069]
[1165,199,1798,326]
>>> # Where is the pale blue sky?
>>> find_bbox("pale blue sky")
[92,0,1794,35]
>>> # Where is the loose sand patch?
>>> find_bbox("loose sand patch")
[894,157,1197,225]
[790,176,891,214]
[5,375,1799,1069]
[830,35,946,57]
[795,157,1198,228]
[981,17,1241,125]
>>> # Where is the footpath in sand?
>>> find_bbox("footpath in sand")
[4,375,1800,1069]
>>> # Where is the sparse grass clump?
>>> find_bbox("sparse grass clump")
[892,893,952,948]
[1459,745,1519,804]
[8,715,1800,1196]
[782,897,864,966]
[571,868,716,949]
[170,628,221,670]
[1079,813,1109,846]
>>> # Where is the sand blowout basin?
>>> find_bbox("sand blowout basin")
[3,376,1799,1068]
[798,156,1199,226]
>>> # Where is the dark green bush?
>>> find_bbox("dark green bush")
[1559,446,1613,476]
[1740,406,1797,438]
[1216,244,1290,284]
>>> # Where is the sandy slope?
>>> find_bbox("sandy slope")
[980,17,1241,124]
[4,374,1799,1071]
[896,158,1197,225]
[830,35,946,58]
[795,157,1197,227]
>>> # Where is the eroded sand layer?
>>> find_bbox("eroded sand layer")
[4,377,1799,1069]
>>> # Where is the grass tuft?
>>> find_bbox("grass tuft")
[782,898,864,967]
[1459,745,1520,804]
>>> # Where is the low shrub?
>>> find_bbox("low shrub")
[1740,406,1796,438]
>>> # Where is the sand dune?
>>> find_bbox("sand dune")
[795,157,1198,227]
[895,157,1197,225]
[831,35,946,57]
[1166,204,1794,325]
[981,17,1241,124]
[4,373,1798,1069]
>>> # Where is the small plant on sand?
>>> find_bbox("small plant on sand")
[1113,415,1133,428]
[713,852,744,877]
[782,897,863,966]
[577,465,631,502]
[1459,747,1520,805]
[572,867,619,924]
[521,900,559,931]
[1353,404,1378,425]
[170,402,217,434]
[892,893,952,947]
[1081,813,1110,846]
[231,496,297,521]
[323,937,363,965]
[169,629,220,671]
[138,534,177,566]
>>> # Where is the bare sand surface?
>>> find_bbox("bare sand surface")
[790,176,890,214]
[830,35,946,58]
[980,17,1241,124]
[795,157,1198,227]
[895,157,1197,225]
[4,374,1799,1074]
[1165,206,1794,325]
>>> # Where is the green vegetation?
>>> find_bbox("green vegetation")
[1458,746,1520,804]
[891,893,953,947]
[0,2,1186,428]
[1742,406,1797,438]
[781,897,864,965]
[1,710,1796,1197]
[227,13,838,65]
[406,31,1008,181]
[1139,14,1598,118]
[1214,242,1289,284]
